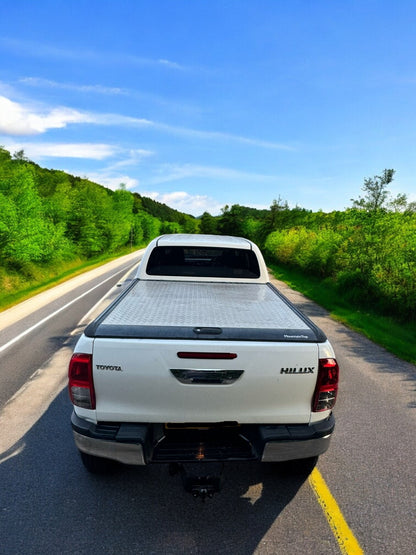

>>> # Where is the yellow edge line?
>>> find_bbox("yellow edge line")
[309,468,364,555]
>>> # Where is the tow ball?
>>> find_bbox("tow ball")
[169,463,224,500]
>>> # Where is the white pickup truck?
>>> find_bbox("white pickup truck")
[68,234,339,495]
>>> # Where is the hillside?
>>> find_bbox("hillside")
[0,147,199,262]
[0,147,200,303]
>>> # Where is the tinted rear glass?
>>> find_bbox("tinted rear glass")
[146,246,260,278]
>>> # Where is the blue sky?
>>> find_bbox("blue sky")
[0,0,415,216]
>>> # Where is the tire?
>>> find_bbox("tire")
[79,450,119,474]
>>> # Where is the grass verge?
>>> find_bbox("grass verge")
[268,263,416,365]
[0,246,144,312]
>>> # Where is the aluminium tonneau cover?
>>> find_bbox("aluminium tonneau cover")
[85,280,327,342]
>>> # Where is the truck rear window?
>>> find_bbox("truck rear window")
[146,246,261,278]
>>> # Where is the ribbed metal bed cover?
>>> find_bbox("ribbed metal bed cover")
[85,280,326,342]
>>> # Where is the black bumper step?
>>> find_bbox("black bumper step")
[152,429,256,462]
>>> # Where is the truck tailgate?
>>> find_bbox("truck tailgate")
[92,339,318,424]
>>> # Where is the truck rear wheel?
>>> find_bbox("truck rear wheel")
[79,450,119,474]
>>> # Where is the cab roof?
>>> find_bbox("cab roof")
[155,234,253,250]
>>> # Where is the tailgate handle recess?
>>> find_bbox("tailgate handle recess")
[170,369,243,385]
[177,352,237,360]
[193,327,222,335]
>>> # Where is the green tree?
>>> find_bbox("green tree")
[161,221,181,234]
[110,188,134,250]
[218,204,246,236]
[0,167,71,265]
[258,197,289,243]
[139,211,161,242]
[0,146,12,165]
[351,169,396,212]
[199,212,218,234]
[0,192,17,259]
[67,181,114,256]
[178,214,200,234]
[12,149,30,162]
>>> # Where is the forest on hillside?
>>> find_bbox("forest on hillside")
[1,147,415,322]
[0,147,199,264]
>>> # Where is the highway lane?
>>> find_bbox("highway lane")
[0,249,144,408]
[0,264,415,553]
[1,395,341,555]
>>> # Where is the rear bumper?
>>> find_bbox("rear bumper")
[71,411,335,465]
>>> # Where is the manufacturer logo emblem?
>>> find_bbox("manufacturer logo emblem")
[280,367,314,374]
[96,364,122,371]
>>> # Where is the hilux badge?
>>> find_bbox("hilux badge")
[280,367,314,374]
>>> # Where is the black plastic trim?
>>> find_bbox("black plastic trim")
[71,411,149,444]
[266,282,327,343]
[257,413,335,444]
[71,412,335,464]
[87,324,320,342]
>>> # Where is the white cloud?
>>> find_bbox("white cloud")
[31,143,116,159]
[0,95,154,135]
[82,172,139,191]
[104,149,154,170]
[157,59,186,70]
[0,96,92,135]
[1,38,189,71]
[74,111,154,129]
[148,163,277,185]
[0,81,16,97]
[1,140,118,160]
[141,190,224,216]
[0,94,292,152]
[77,149,154,190]
[142,123,293,151]
[19,77,127,96]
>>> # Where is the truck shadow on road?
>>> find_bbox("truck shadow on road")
[0,391,318,555]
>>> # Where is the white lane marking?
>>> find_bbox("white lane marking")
[0,268,126,354]
[0,345,73,460]
[0,249,144,331]
[0,260,141,459]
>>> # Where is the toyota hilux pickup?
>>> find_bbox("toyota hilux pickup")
[68,234,339,496]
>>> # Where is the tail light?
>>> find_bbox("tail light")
[312,358,339,412]
[68,353,96,409]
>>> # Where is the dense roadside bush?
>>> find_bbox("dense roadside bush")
[264,227,342,277]
[263,208,416,321]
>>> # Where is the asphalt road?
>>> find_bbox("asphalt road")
[0,250,143,408]
[0,257,415,554]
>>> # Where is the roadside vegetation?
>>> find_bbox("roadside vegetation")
[203,171,416,363]
[1,147,415,362]
[0,147,199,308]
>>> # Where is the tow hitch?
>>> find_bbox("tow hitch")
[169,462,224,500]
